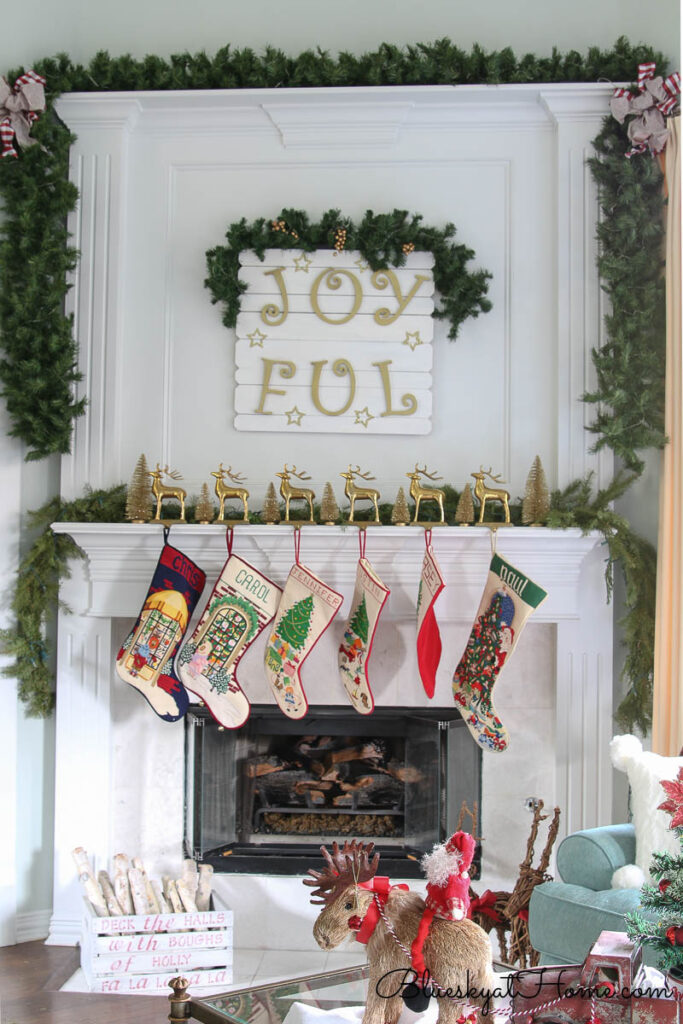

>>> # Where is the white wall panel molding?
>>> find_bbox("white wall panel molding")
[47,590,113,946]
[540,87,615,490]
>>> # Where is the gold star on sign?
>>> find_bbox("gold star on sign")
[247,328,267,347]
[402,331,423,351]
[354,257,369,272]
[354,407,374,428]
[285,406,304,426]
[293,253,313,273]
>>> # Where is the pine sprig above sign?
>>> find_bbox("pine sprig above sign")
[204,208,492,340]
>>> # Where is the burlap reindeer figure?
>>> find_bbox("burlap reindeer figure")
[503,801,561,969]
[304,839,497,1024]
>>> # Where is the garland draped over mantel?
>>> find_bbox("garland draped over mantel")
[0,36,671,731]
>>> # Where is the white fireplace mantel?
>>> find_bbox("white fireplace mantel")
[48,523,613,946]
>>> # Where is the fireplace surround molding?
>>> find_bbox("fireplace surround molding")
[48,523,613,946]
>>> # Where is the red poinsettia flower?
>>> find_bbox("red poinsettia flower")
[659,768,683,829]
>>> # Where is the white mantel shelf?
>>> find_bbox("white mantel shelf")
[52,522,603,622]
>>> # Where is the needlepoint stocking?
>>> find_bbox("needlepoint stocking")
[416,531,445,698]
[338,543,390,714]
[265,536,343,719]
[116,543,206,722]
[177,537,282,729]
[452,552,547,752]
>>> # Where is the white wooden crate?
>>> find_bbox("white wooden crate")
[80,894,233,994]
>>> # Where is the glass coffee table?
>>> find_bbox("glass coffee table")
[167,964,370,1024]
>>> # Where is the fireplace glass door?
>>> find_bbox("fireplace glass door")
[184,705,480,877]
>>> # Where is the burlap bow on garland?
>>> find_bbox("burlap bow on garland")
[0,70,46,158]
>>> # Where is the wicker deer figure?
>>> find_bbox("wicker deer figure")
[304,840,496,1024]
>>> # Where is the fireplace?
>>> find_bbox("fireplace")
[184,705,481,877]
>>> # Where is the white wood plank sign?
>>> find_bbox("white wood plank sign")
[235,249,435,434]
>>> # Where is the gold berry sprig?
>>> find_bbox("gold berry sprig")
[402,242,415,254]
[334,226,347,252]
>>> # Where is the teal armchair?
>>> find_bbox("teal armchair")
[528,824,653,966]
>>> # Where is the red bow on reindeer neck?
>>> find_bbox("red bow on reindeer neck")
[352,877,409,945]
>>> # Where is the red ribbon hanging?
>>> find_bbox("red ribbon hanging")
[469,889,502,924]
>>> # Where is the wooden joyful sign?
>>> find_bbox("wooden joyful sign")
[235,249,435,434]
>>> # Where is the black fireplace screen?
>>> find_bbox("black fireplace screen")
[184,705,481,877]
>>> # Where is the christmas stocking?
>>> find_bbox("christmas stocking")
[452,552,547,752]
[416,530,445,698]
[116,542,206,722]
[265,535,343,719]
[177,535,282,729]
[338,536,390,714]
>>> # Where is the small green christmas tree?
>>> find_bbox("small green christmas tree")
[455,483,474,525]
[320,482,339,525]
[626,768,683,973]
[522,455,550,526]
[277,596,314,649]
[262,482,281,524]
[125,453,152,522]
[391,486,410,525]
[349,595,369,644]
[195,483,214,523]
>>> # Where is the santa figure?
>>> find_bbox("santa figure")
[422,830,476,921]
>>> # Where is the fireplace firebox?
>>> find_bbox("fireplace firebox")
[184,705,481,877]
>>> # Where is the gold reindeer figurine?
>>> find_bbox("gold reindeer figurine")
[275,464,315,523]
[149,463,187,522]
[211,463,249,523]
[339,465,380,523]
[471,465,511,524]
[406,463,445,523]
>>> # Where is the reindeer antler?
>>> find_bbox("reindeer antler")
[289,464,312,480]
[166,468,184,480]
[352,465,376,481]
[418,464,442,481]
[303,840,380,905]
[226,465,246,482]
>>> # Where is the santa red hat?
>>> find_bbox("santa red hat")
[421,831,475,921]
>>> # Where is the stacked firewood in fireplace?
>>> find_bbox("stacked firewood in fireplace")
[247,735,424,836]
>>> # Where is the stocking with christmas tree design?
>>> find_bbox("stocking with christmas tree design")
[452,552,547,751]
[338,538,390,714]
[416,530,445,698]
[177,535,282,729]
[265,536,343,719]
[116,542,206,722]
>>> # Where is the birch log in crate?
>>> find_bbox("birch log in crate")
[73,848,231,995]
[235,249,435,434]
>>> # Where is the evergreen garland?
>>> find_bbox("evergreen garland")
[205,208,492,340]
[585,114,667,473]
[547,471,657,732]
[0,485,127,715]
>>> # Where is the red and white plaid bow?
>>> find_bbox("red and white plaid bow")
[611,62,680,157]
[0,70,46,159]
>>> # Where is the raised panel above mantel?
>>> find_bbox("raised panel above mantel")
[55,82,614,504]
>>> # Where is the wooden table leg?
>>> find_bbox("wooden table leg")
[168,976,192,1022]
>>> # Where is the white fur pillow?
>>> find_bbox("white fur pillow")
[610,734,683,885]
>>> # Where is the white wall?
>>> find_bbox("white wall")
[0,0,678,937]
